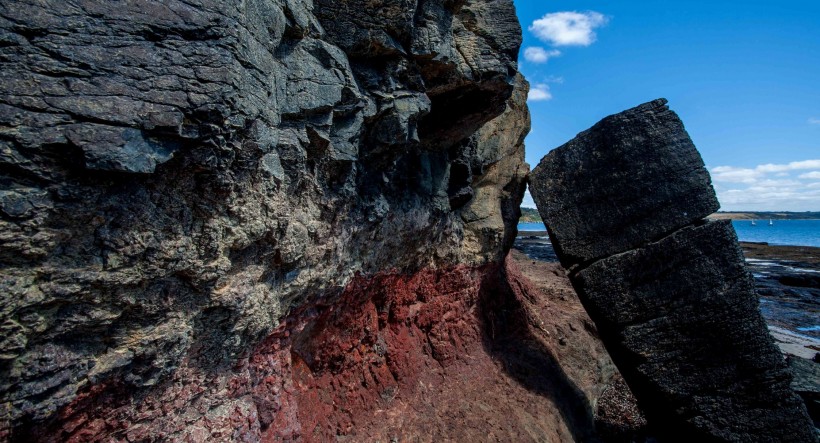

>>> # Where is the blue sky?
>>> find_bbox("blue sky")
[513,0,820,211]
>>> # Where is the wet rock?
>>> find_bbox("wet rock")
[789,356,820,397]
[530,99,816,441]
[778,273,820,289]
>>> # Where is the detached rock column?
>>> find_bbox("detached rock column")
[529,99,815,441]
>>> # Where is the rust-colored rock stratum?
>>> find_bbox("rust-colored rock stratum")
[0,0,599,440]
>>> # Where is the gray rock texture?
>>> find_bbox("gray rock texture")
[788,356,820,427]
[530,99,816,441]
[0,0,527,438]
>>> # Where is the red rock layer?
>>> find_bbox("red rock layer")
[15,257,613,442]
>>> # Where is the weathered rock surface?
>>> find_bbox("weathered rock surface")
[530,99,816,441]
[531,99,720,269]
[788,356,820,427]
[0,0,530,439]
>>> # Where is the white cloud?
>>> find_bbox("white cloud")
[756,159,820,172]
[710,166,758,183]
[757,179,801,187]
[799,171,820,179]
[528,84,553,102]
[523,47,561,64]
[529,11,608,47]
[809,118,820,125]
[709,159,820,210]
[710,160,820,183]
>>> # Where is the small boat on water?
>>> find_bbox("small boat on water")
[751,220,757,226]
[769,219,774,226]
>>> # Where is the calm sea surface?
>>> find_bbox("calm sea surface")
[518,220,820,247]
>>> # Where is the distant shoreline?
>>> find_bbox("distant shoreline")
[707,212,820,220]
[516,230,820,256]
[519,209,820,223]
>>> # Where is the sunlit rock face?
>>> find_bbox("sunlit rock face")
[529,99,816,442]
[0,0,530,439]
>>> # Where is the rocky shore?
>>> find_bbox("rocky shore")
[733,242,818,352]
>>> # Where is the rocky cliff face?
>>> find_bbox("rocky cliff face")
[0,0,529,439]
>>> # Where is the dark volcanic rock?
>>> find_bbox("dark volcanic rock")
[529,99,816,441]
[529,99,719,269]
[779,273,820,289]
[576,220,813,440]
[0,0,529,440]
[788,356,820,426]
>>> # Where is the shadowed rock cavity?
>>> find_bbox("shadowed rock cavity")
[529,99,816,441]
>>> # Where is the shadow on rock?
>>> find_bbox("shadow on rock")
[479,260,597,442]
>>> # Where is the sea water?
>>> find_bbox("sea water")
[731,219,820,247]
[518,222,549,232]
[518,219,820,247]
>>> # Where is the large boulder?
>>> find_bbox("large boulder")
[530,99,719,269]
[530,99,816,441]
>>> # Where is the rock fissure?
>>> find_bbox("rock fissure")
[566,217,716,278]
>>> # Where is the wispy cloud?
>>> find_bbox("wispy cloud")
[710,159,820,210]
[799,171,820,179]
[523,47,561,64]
[529,11,608,47]
[757,159,820,172]
[528,84,553,102]
[809,117,820,125]
[711,166,759,184]
[711,160,820,183]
